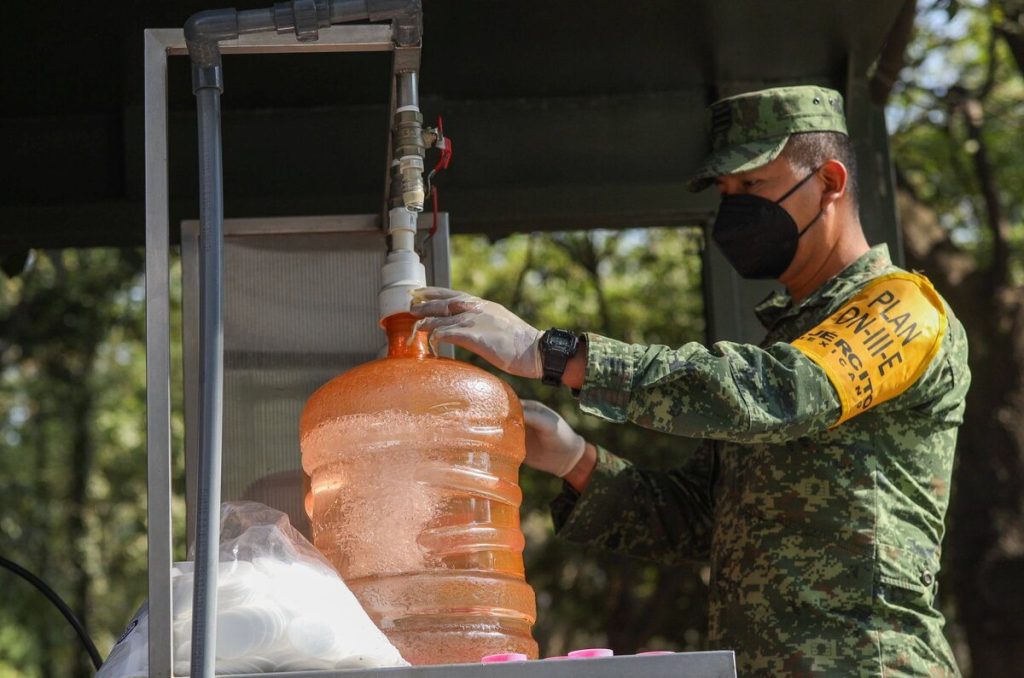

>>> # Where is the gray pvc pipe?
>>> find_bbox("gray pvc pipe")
[237,8,276,34]
[331,0,373,22]
[189,82,225,678]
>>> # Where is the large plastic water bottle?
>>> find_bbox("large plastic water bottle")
[300,313,538,664]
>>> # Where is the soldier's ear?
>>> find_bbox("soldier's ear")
[819,160,848,208]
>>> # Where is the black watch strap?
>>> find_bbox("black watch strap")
[539,328,580,387]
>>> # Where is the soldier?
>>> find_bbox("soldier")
[409,86,970,677]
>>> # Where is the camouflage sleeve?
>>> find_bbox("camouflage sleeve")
[578,333,841,444]
[550,443,716,564]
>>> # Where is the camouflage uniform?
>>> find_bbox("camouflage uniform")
[550,87,971,677]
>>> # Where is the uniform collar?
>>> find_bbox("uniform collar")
[754,244,893,329]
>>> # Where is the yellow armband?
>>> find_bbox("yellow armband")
[791,272,947,426]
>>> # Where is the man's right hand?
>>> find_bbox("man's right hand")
[409,287,543,379]
[521,400,591,483]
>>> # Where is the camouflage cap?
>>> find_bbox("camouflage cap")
[687,85,848,192]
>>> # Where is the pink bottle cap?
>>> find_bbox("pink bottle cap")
[637,651,674,655]
[567,648,614,659]
[481,653,529,663]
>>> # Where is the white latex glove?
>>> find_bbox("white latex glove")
[409,287,543,378]
[521,400,587,478]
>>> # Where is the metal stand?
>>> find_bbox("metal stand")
[225,652,737,677]
[145,25,419,677]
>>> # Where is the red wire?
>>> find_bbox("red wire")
[430,186,439,239]
[427,115,451,241]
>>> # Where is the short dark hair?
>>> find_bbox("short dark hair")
[781,132,859,210]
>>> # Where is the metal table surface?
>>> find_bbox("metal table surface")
[227,652,737,678]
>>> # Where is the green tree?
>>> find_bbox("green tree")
[0,249,185,678]
[4,7,1023,675]
[887,1,1024,674]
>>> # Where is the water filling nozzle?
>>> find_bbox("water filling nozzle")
[380,204,426,321]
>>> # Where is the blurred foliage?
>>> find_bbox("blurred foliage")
[449,228,709,656]
[0,250,186,678]
[888,2,1024,675]
[890,0,1024,279]
[3,3,1023,676]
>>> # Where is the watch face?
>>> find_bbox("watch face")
[547,335,573,351]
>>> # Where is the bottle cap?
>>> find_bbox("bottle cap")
[481,653,528,663]
[567,648,614,659]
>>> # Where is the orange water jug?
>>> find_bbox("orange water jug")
[299,313,538,664]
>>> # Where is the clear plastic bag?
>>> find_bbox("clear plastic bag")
[98,501,408,677]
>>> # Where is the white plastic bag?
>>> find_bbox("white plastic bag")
[98,501,408,676]
[95,602,150,678]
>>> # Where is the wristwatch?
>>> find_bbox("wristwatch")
[539,328,581,387]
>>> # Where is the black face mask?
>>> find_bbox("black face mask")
[712,168,824,280]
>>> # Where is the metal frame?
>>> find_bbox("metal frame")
[145,26,416,677]
[226,652,737,677]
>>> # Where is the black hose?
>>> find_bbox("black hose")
[0,555,103,670]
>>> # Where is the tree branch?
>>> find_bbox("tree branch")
[994,0,1024,75]
[951,86,1011,285]
[979,22,1001,100]
[871,0,919,104]
[942,102,985,220]
[509,235,535,311]
[551,234,614,333]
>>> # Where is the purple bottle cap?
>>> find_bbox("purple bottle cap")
[567,648,614,659]
[481,653,529,663]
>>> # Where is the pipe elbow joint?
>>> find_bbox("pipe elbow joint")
[184,9,241,43]
[184,9,240,67]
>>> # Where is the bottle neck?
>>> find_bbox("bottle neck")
[383,313,430,359]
